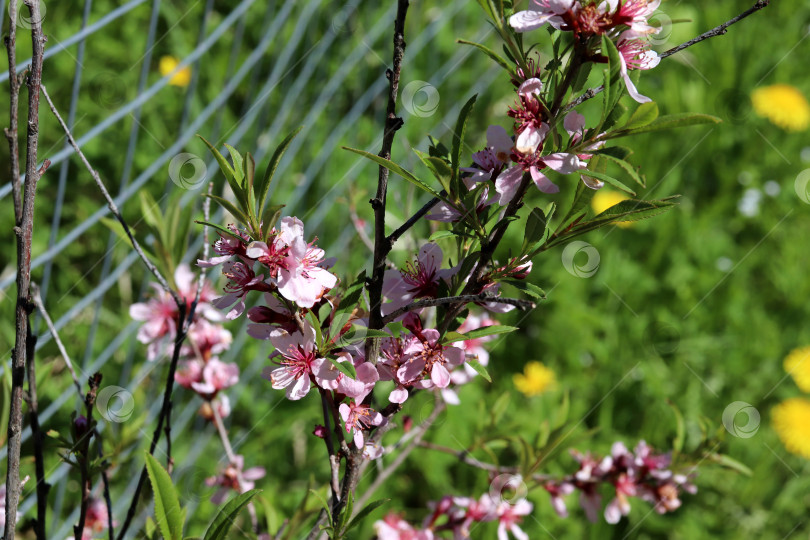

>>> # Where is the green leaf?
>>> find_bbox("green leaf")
[197,136,244,206]
[578,170,636,196]
[305,310,324,349]
[144,453,184,540]
[457,39,512,72]
[342,147,442,199]
[256,126,303,215]
[194,220,245,242]
[610,113,722,137]
[709,453,753,476]
[414,150,452,194]
[100,216,135,246]
[223,144,244,184]
[451,94,478,196]
[595,152,646,187]
[441,331,468,344]
[429,230,457,242]
[326,354,357,380]
[345,499,390,533]
[261,204,285,242]
[203,489,261,540]
[139,190,163,231]
[463,325,518,340]
[203,194,250,226]
[522,206,548,252]
[623,101,659,130]
[505,279,546,300]
[466,358,492,383]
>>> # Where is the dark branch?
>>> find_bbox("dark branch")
[382,294,535,325]
[5,1,46,536]
[563,0,771,114]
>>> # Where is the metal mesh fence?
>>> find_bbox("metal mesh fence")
[1,1,499,535]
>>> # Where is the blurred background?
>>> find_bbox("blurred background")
[1,0,809,538]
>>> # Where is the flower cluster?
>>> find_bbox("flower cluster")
[545,440,696,523]
[375,494,532,540]
[131,264,238,418]
[510,0,662,102]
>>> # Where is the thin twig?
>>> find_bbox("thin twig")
[353,393,446,513]
[75,374,102,540]
[5,2,46,536]
[211,399,259,532]
[563,0,771,113]
[382,294,535,325]
[40,85,183,309]
[5,0,22,219]
[385,191,445,247]
[30,283,84,397]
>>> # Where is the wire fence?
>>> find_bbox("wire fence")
[1,0,499,536]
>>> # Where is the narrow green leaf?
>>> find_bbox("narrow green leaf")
[466,358,492,383]
[194,220,246,242]
[579,170,636,196]
[197,136,244,205]
[100,216,135,246]
[203,194,250,226]
[522,207,548,252]
[451,95,478,197]
[336,271,366,317]
[203,489,262,540]
[709,453,753,476]
[345,499,390,533]
[457,40,511,72]
[429,230,457,242]
[223,144,244,183]
[144,453,184,540]
[623,101,659,130]
[342,147,442,199]
[595,152,645,187]
[463,325,518,340]
[261,204,285,242]
[256,126,303,214]
[441,331,468,344]
[610,113,722,137]
[414,150,452,194]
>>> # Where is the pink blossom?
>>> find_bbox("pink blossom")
[274,217,338,308]
[495,499,533,540]
[197,225,250,268]
[374,513,434,540]
[212,261,270,319]
[183,318,233,360]
[175,358,205,389]
[190,358,239,398]
[262,322,334,400]
[398,328,465,388]
[545,482,575,518]
[206,455,266,504]
[339,401,384,448]
[382,244,455,315]
[613,0,662,35]
[616,32,661,103]
[246,293,298,337]
[509,0,575,33]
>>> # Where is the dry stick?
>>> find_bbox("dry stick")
[210,401,259,532]
[40,85,183,309]
[563,0,771,114]
[30,283,84,397]
[382,294,535,325]
[4,0,22,218]
[24,308,47,540]
[75,374,102,540]
[5,1,46,537]
[31,284,115,538]
[352,395,446,514]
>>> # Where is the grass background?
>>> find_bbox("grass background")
[1,0,809,538]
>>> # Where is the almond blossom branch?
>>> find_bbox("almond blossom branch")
[23,305,47,540]
[382,294,535,325]
[40,85,183,310]
[5,2,46,535]
[563,0,771,114]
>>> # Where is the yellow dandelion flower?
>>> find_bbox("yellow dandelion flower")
[159,55,191,87]
[751,84,810,132]
[772,398,810,459]
[513,361,556,397]
[591,189,632,228]
[784,346,810,393]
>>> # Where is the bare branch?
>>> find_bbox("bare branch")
[382,294,535,325]
[5,1,46,535]
[40,85,184,310]
[563,0,771,114]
